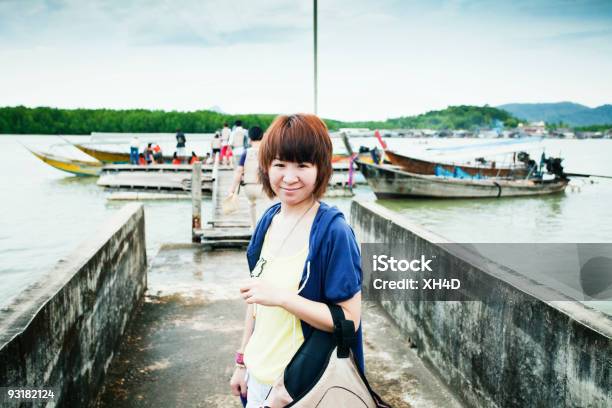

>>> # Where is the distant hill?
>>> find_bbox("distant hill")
[564,105,612,126]
[498,102,612,126]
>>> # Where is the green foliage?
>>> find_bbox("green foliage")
[336,105,520,131]
[0,106,279,134]
[574,124,612,132]
[546,121,570,131]
[0,105,522,134]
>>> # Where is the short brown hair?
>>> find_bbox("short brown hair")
[258,114,333,200]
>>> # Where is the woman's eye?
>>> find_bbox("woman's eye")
[273,163,285,167]
[298,163,310,168]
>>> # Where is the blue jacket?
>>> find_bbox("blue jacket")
[246,201,365,373]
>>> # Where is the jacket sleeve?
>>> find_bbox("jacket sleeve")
[323,218,363,303]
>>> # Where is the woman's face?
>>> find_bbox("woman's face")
[268,159,318,206]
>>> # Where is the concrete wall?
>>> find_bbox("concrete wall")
[351,199,612,408]
[0,203,147,407]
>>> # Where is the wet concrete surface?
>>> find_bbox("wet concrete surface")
[95,245,463,408]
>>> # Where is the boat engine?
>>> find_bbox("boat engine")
[516,151,537,172]
[544,157,567,179]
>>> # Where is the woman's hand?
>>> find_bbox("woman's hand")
[240,279,290,307]
[230,366,247,398]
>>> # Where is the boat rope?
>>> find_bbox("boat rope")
[493,182,502,198]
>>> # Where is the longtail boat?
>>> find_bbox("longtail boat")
[76,143,354,165]
[384,150,528,178]
[27,148,102,176]
[358,161,568,199]
[73,144,136,163]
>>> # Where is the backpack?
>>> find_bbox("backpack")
[263,304,392,407]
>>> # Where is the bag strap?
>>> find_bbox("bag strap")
[327,304,357,359]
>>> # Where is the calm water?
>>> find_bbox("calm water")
[1,135,610,314]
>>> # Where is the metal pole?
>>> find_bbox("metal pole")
[191,161,202,243]
[313,0,318,115]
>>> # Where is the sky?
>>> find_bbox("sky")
[0,0,611,121]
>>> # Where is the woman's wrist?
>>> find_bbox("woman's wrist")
[279,290,296,309]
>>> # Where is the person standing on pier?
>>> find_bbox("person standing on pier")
[229,120,247,166]
[227,126,269,230]
[221,122,232,165]
[211,132,222,160]
[176,129,187,160]
[230,114,363,407]
[145,143,154,164]
[129,136,140,165]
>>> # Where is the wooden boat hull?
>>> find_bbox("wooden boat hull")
[332,152,374,165]
[358,161,568,199]
[385,150,527,178]
[28,149,102,176]
[74,144,132,163]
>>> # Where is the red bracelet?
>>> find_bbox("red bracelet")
[235,352,244,365]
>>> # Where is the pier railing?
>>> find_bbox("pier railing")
[351,199,612,408]
[0,204,147,407]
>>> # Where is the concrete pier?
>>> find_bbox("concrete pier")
[7,195,605,407]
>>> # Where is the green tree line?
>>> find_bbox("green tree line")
[0,106,279,134]
[0,105,523,135]
[574,124,612,132]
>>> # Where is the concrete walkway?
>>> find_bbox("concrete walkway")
[95,245,463,408]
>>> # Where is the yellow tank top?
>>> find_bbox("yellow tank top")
[243,233,307,385]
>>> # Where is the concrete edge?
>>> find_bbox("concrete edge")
[0,203,145,347]
[352,198,612,340]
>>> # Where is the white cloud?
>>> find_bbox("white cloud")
[0,0,610,121]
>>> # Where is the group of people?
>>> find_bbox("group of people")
[129,137,164,165]
[212,120,248,166]
[129,130,199,165]
[128,122,252,166]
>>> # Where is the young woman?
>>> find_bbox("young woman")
[229,114,363,408]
